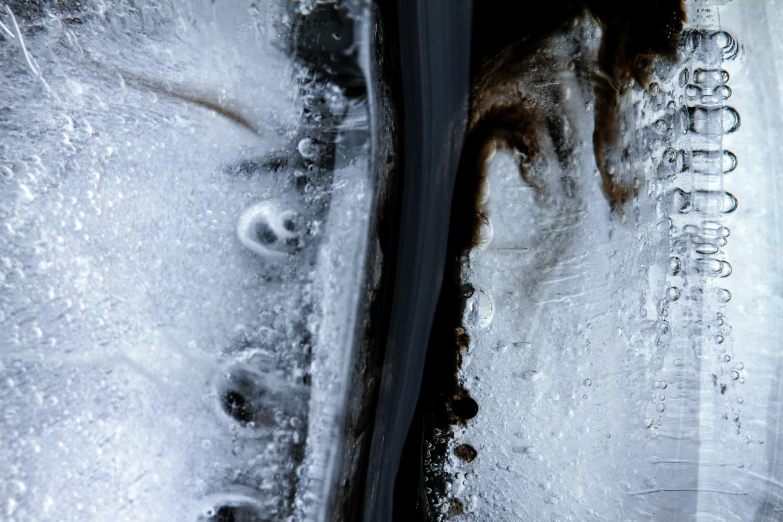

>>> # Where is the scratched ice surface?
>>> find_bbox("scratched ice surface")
[436,1,783,521]
[0,1,378,521]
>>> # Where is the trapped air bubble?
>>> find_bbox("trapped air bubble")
[236,201,303,259]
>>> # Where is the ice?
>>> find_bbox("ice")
[0,1,380,521]
[429,1,783,520]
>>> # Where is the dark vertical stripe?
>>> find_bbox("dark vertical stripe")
[363,2,472,521]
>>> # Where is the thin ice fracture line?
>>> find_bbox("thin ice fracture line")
[650,459,735,467]
[747,471,783,491]
[4,5,40,76]
[629,488,747,496]
[0,18,13,38]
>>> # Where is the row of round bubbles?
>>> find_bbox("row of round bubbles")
[695,257,732,278]
[693,149,738,174]
[687,68,732,105]
[657,148,738,179]
[670,188,738,214]
[686,82,732,104]
[656,24,740,458]
[208,0,370,517]
[676,222,729,254]
[679,29,745,79]
[686,105,741,135]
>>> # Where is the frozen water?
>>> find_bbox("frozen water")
[0,1,379,521]
[433,1,783,521]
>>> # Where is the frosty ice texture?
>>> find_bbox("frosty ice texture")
[0,1,376,520]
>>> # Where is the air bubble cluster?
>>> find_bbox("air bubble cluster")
[666,30,740,314]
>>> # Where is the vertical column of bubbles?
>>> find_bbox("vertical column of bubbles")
[684,29,742,509]
[193,12,360,519]
[658,2,744,514]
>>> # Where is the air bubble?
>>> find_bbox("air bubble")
[716,288,732,303]
[723,151,738,173]
[479,183,490,205]
[463,289,494,329]
[496,340,531,352]
[670,149,686,172]
[695,258,732,278]
[716,31,742,61]
[194,492,270,522]
[678,68,689,87]
[723,107,741,134]
[237,201,303,259]
[518,370,541,382]
[731,371,740,381]
[666,286,681,301]
[297,1,314,15]
[736,362,744,370]
[672,188,691,214]
[694,242,719,255]
[297,137,321,161]
[715,334,724,344]
[657,403,665,413]
[686,106,741,135]
[700,222,729,240]
[476,216,494,249]
[691,150,737,174]
[686,190,737,214]
[658,149,687,179]
[452,397,479,420]
[583,378,592,386]
[721,192,738,213]
[723,355,731,363]
[685,84,701,99]
[454,444,478,463]
[693,68,729,87]
[669,256,682,276]
[213,364,304,431]
[701,221,722,238]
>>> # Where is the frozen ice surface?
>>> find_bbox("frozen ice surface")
[0,1,378,521]
[438,1,783,521]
